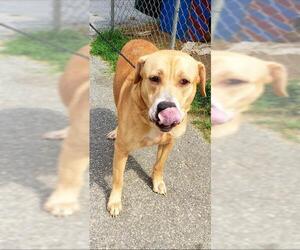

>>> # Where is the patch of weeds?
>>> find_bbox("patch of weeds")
[90,29,130,70]
[190,81,211,142]
[248,80,300,143]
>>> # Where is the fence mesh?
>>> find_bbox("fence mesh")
[112,0,211,46]
[58,0,89,31]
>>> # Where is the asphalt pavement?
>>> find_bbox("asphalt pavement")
[90,57,211,249]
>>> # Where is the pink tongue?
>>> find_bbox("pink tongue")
[158,107,181,126]
[211,105,232,125]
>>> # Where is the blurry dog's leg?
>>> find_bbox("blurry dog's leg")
[44,131,88,217]
[44,82,89,217]
[42,126,69,140]
[107,142,128,217]
[152,140,174,195]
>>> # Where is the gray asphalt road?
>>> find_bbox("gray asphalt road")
[212,123,300,249]
[90,57,211,249]
[0,54,89,249]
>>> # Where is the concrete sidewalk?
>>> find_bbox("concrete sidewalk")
[90,57,211,249]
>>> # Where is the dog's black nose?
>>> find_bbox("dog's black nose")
[157,101,176,113]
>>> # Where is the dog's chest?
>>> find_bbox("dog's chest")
[142,128,168,146]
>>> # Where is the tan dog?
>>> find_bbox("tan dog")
[107,39,206,217]
[43,46,90,216]
[211,50,288,138]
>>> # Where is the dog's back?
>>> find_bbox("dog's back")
[59,45,90,107]
[113,39,158,107]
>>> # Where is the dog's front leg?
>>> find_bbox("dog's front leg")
[107,142,128,217]
[44,135,89,217]
[152,140,174,195]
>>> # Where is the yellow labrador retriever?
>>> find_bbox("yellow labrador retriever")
[107,39,206,217]
[211,50,288,138]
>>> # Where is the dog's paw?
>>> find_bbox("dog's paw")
[106,129,117,140]
[44,191,79,217]
[44,200,80,217]
[42,127,68,140]
[107,201,122,217]
[153,180,167,195]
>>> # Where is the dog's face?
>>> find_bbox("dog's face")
[211,50,288,127]
[134,50,206,132]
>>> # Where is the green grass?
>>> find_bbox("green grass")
[1,29,89,71]
[190,81,211,142]
[248,80,300,143]
[91,30,211,142]
[90,30,130,70]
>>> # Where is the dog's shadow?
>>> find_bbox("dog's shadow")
[90,108,152,203]
[0,108,67,206]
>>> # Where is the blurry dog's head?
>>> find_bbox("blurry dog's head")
[134,50,206,132]
[212,50,288,137]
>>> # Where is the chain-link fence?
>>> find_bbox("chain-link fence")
[112,0,210,47]
[90,0,211,75]
[212,0,300,79]
[52,0,89,32]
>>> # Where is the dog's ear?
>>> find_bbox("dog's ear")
[133,55,148,84]
[267,62,288,97]
[198,62,207,97]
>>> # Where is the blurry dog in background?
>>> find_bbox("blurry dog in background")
[211,50,288,138]
[43,45,90,216]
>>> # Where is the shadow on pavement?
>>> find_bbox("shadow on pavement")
[0,108,67,207]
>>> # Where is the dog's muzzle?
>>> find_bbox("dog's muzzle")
[153,101,181,132]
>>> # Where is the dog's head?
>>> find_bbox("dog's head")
[134,50,206,132]
[211,50,288,129]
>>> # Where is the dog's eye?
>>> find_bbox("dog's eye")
[179,79,190,85]
[149,76,161,83]
[225,78,248,85]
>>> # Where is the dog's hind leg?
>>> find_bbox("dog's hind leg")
[42,126,69,140]
[106,127,117,140]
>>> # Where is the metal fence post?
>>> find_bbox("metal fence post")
[111,0,115,31]
[53,0,61,30]
[211,0,224,37]
[170,0,181,49]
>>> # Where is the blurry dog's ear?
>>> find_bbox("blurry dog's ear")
[267,62,288,97]
[134,55,148,84]
[198,62,207,97]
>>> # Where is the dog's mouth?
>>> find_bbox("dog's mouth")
[153,107,181,132]
[155,120,179,132]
